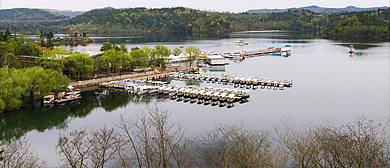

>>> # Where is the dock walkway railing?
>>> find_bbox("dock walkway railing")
[70,68,179,88]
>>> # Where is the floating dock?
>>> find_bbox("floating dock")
[222,45,292,58]
[170,73,293,88]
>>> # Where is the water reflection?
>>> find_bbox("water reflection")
[0,90,169,141]
[336,43,381,50]
[90,32,227,44]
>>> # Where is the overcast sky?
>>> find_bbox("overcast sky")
[1,0,389,12]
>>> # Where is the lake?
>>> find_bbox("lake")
[1,31,389,166]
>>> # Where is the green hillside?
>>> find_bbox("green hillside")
[66,7,337,34]
[0,7,389,39]
[0,8,68,21]
[323,9,390,39]
[65,7,230,34]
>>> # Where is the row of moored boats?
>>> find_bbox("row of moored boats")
[160,85,250,105]
[99,79,250,106]
[171,73,293,88]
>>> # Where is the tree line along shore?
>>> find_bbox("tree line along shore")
[1,7,389,39]
[0,28,202,114]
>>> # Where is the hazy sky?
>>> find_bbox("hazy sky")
[1,0,389,12]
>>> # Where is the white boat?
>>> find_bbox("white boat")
[227,94,238,103]
[239,77,247,84]
[148,86,159,94]
[169,88,178,97]
[235,39,248,45]
[219,93,228,102]
[183,89,193,98]
[204,91,214,100]
[212,92,221,101]
[43,95,55,104]
[158,86,167,94]
[222,52,233,58]
[136,86,149,95]
[233,76,241,84]
[349,45,355,53]
[232,52,241,57]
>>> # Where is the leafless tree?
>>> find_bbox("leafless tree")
[276,116,390,168]
[57,126,124,168]
[88,126,123,168]
[57,129,92,168]
[275,118,322,168]
[193,124,287,168]
[116,104,190,168]
[0,137,47,168]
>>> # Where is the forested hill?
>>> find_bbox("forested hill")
[247,5,388,14]
[65,7,339,34]
[44,9,85,18]
[0,7,389,39]
[323,9,390,39]
[64,7,231,34]
[0,8,68,21]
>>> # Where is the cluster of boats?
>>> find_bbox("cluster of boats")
[99,78,251,107]
[43,88,82,104]
[159,85,250,107]
[221,44,292,58]
[99,80,167,95]
[170,73,293,89]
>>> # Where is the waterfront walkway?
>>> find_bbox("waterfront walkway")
[70,68,178,88]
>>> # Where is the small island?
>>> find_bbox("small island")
[36,30,95,47]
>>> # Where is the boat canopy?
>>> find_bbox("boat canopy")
[43,95,54,98]
[114,81,129,84]
[263,45,291,48]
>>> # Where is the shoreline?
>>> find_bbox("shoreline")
[69,67,182,89]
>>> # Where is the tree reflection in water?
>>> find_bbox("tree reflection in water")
[0,90,169,141]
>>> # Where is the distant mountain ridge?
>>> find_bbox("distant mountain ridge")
[246,5,389,14]
[0,8,68,21]
[44,9,85,18]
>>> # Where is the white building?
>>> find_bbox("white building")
[206,55,226,66]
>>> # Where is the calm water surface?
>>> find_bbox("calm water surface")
[1,31,389,166]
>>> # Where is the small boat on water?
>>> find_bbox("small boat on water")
[54,93,82,104]
[43,95,55,104]
[222,52,234,58]
[235,39,248,45]
[177,88,186,97]
[169,88,178,99]
[135,86,149,95]
[232,52,241,57]
[148,86,159,94]
[227,94,239,103]
[349,45,355,53]
[219,93,228,102]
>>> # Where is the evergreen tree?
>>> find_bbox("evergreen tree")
[100,42,112,51]
[40,39,46,47]
[47,39,54,48]
[4,27,12,41]
[47,32,54,39]
[0,32,4,42]
[112,45,121,51]
[120,43,128,53]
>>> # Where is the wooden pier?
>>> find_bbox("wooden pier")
[70,69,177,89]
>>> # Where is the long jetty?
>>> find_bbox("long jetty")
[70,68,177,88]
[241,48,280,57]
